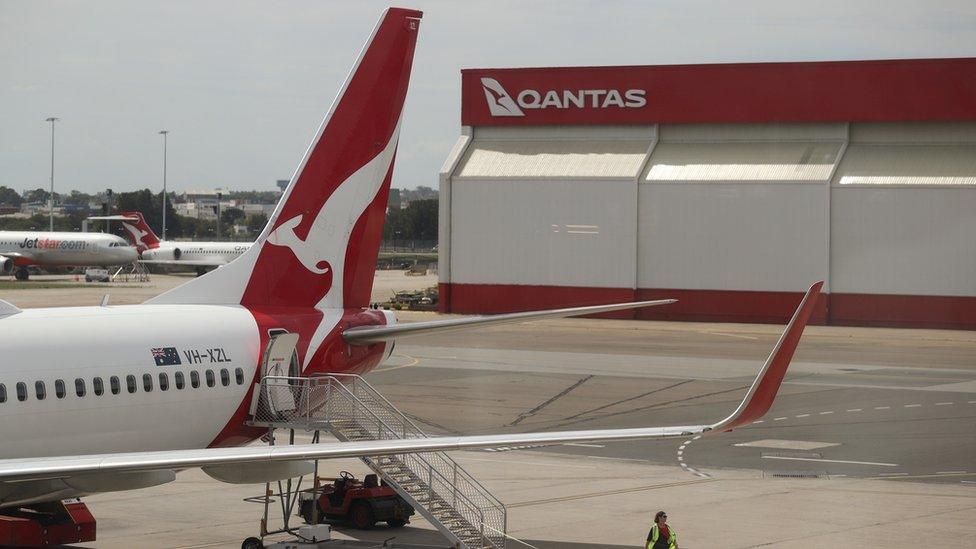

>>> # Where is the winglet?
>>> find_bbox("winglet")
[708,281,823,433]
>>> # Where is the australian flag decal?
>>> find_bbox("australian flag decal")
[151,347,182,366]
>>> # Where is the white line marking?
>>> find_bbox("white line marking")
[847,409,862,412]
[461,457,597,469]
[762,456,899,467]
[962,481,976,484]
[752,420,764,424]
[935,402,954,406]
[692,435,701,441]
[562,443,605,448]
[773,417,787,421]
[796,414,810,418]
[680,463,688,468]
[904,404,922,408]
[677,450,683,456]
[874,406,890,410]
[936,471,967,475]
[879,472,909,476]
[968,400,976,404]
[704,331,759,340]
[819,411,834,415]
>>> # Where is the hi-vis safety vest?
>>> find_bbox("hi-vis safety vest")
[646,524,677,549]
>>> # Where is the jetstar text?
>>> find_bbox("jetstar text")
[19,237,89,250]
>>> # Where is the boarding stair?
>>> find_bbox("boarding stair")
[248,373,507,549]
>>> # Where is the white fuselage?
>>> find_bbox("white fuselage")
[143,241,252,265]
[0,305,261,459]
[0,231,137,267]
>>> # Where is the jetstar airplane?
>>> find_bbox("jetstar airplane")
[0,230,137,280]
[89,211,252,275]
[0,8,823,547]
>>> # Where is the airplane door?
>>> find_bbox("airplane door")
[252,332,300,419]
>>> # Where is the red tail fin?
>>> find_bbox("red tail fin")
[118,211,161,253]
[149,8,422,309]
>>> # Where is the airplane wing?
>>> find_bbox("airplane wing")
[343,299,677,344]
[86,215,139,222]
[138,259,228,267]
[0,282,821,484]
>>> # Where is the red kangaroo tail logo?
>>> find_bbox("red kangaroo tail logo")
[118,211,160,253]
[148,7,421,330]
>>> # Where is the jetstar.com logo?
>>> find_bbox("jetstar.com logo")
[480,77,646,117]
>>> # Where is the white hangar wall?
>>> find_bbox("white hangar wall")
[439,122,976,328]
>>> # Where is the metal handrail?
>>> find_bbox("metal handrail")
[257,375,505,548]
[322,382,500,546]
[315,373,507,512]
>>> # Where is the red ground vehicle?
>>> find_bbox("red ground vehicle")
[298,471,414,529]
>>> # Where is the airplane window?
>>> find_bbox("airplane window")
[143,373,153,392]
[55,379,66,399]
[110,376,120,395]
[190,371,200,388]
[220,368,230,387]
[16,382,26,402]
[175,371,185,390]
[126,374,137,394]
[205,369,216,388]
[93,377,104,396]
[159,372,169,391]
[35,381,46,401]
[235,368,244,385]
[75,378,86,398]
[0,383,6,403]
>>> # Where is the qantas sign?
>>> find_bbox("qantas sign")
[481,77,646,117]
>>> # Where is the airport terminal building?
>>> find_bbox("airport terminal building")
[438,58,976,329]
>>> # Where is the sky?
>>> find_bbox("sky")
[2,0,975,194]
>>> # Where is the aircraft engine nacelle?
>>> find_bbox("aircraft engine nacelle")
[0,256,14,275]
[143,247,182,261]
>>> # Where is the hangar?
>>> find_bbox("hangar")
[438,58,976,329]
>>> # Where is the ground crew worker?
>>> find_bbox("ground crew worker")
[646,510,677,549]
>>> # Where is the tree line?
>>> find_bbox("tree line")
[0,186,439,244]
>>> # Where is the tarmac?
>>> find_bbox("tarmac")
[1,272,974,548]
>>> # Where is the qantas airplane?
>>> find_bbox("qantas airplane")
[0,8,822,547]
[0,230,137,280]
[91,211,252,274]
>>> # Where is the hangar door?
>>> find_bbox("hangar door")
[639,124,842,294]
[445,127,653,311]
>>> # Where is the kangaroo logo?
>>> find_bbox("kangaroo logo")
[481,77,524,117]
[266,214,332,275]
[265,121,401,283]
[122,220,150,252]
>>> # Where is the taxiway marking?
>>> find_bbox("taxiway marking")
[763,456,898,467]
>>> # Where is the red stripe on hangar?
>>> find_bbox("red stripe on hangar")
[462,58,976,126]
[440,284,976,330]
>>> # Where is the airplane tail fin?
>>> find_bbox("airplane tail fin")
[118,211,161,253]
[148,8,422,309]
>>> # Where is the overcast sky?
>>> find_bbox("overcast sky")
[2,0,975,194]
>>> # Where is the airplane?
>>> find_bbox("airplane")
[0,8,823,547]
[0,229,137,280]
[89,211,253,275]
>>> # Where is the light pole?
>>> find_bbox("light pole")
[215,191,222,240]
[159,130,169,240]
[45,117,59,232]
